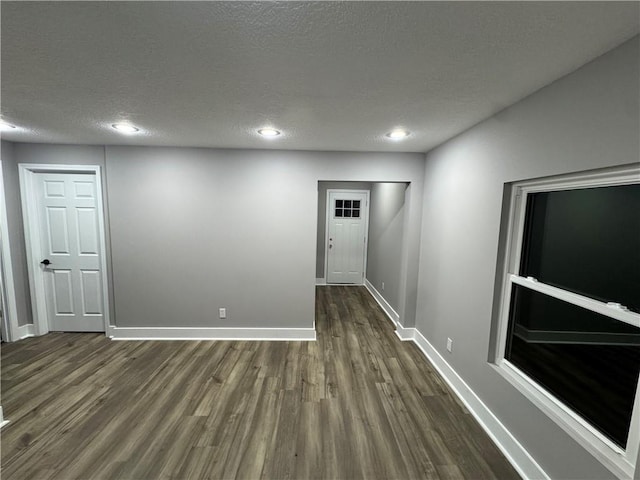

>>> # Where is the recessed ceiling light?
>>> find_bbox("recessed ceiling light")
[257,128,281,138]
[0,120,17,131]
[386,129,410,139]
[111,123,140,134]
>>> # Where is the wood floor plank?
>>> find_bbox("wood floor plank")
[1,286,521,479]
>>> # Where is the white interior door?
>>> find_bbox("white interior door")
[326,191,369,284]
[34,172,104,331]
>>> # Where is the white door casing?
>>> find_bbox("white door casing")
[20,165,110,334]
[326,190,369,284]
[0,269,6,341]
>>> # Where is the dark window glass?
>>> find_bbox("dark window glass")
[344,209,352,218]
[520,184,640,313]
[352,209,360,218]
[335,208,343,217]
[336,200,343,208]
[505,284,640,448]
[344,200,352,208]
[353,200,361,208]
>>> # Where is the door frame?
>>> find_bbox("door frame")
[324,189,370,285]
[19,164,111,335]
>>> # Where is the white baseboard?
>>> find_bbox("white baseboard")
[315,277,326,286]
[108,326,316,341]
[15,323,35,341]
[396,327,549,480]
[394,323,414,341]
[364,278,399,327]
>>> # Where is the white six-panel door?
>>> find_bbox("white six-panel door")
[326,191,369,284]
[35,172,104,331]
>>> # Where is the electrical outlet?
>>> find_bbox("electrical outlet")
[219,308,227,319]
[381,282,385,291]
[446,337,453,353]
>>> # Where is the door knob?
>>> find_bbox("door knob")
[40,259,51,266]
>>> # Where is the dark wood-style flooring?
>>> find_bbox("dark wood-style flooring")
[1,286,520,479]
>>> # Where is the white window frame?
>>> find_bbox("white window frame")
[494,164,640,480]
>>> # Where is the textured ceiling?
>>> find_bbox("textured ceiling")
[1,2,638,153]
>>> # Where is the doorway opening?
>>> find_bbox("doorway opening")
[315,181,409,327]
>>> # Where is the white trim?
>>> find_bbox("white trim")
[93,165,112,335]
[0,161,20,342]
[18,164,111,336]
[495,360,635,479]
[15,323,35,340]
[0,407,9,429]
[19,166,46,335]
[626,387,640,479]
[315,277,326,286]
[516,164,639,194]
[493,165,640,479]
[510,190,528,284]
[511,275,640,328]
[397,326,550,480]
[394,322,414,341]
[108,326,317,341]
[364,278,398,327]
[325,189,370,285]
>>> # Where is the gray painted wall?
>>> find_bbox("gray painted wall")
[366,183,407,313]
[106,147,425,329]
[3,146,424,331]
[0,140,31,326]
[1,142,112,326]
[106,147,314,328]
[416,36,639,479]
[316,181,371,279]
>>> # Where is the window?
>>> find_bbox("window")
[495,166,640,479]
[334,199,360,218]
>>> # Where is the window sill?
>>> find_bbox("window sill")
[493,359,636,479]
